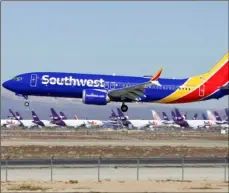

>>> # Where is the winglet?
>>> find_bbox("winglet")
[151,68,163,81]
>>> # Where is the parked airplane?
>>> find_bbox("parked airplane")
[9,109,37,128]
[174,108,207,129]
[151,110,179,127]
[213,111,228,124]
[162,112,181,127]
[31,111,57,128]
[1,113,18,127]
[206,110,228,128]
[2,52,229,112]
[50,108,86,128]
[116,108,153,129]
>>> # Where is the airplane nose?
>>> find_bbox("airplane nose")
[2,80,11,90]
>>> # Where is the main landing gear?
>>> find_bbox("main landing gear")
[121,103,128,112]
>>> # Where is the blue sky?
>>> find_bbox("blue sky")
[1,1,228,108]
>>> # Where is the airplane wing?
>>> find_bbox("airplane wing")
[108,68,163,101]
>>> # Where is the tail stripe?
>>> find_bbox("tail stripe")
[171,59,228,103]
[155,52,228,103]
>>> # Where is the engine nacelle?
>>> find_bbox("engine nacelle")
[82,89,110,105]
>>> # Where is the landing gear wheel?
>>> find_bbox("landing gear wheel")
[24,101,29,107]
[121,104,128,112]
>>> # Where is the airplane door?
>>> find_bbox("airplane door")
[110,82,116,89]
[30,74,37,87]
[199,84,205,97]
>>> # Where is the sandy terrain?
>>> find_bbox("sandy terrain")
[1,144,228,159]
[2,129,228,141]
[1,180,228,192]
[1,130,228,159]
[2,138,228,147]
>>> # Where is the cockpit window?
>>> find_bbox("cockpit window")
[12,77,23,81]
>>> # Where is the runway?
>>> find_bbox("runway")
[1,157,228,166]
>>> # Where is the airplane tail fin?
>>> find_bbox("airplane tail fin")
[50,108,61,120]
[213,111,222,122]
[162,112,169,121]
[109,109,118,120]
[152,110,161,121]
[171,111,177,121]
[206,110,216,121]
[202,113,208,120]
[15,112,23,120]
[202,52,229,88]
[32,111,40,121]
[225,108,229,116]
[74,115,78,120]
[60,112,67,120]
[225,108,229,121]
[174,108,184,121]
[192,113,198,120]
[9,109,18,120]
[117,108,127,120]
[183,112,187,120]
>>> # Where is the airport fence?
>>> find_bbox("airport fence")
[1,157,228,182]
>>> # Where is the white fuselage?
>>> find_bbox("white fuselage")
[40,120,59,127]
[62,119,86,128]
[186,120,207,129]
[128,120,152,129]
[85,120,104,128]
[19,120,37,128]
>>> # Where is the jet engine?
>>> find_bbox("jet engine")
[82,89,110,105]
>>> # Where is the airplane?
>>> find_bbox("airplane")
[174,108,208,129]
[59,108,104,128]
[213,111,228,124]
[101,110,124,129]
[206,110,229,128]
[108,109,128,127]
[161,111,181,127]
[2,52,229,112]
[151,110,179,127]
[50,108,86,128]
[9,109,37,128]
[31,111,58,128]
[1,113,18,127]
[116,108,153,129]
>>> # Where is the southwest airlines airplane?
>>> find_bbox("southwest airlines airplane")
[2,52,229,112]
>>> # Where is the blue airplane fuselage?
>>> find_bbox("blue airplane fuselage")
[2,72,228,103]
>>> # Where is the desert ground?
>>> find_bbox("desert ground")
[1,130,228,159]
[1,180,229,192]
[1,129,228,192]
